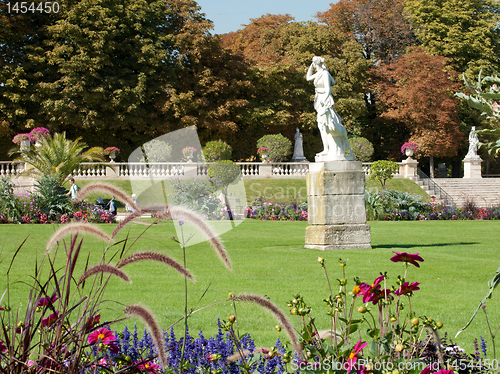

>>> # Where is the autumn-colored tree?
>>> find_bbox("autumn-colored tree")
[316,0,416,62]
[375,48,465,174]
[221,14,295,65]
[221,18,371,160]
[405,0,500,78]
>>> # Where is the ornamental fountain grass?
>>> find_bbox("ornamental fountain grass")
[1,219,500,363]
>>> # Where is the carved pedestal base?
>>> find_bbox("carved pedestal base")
[463,156,482,179]
[305,161,371,250]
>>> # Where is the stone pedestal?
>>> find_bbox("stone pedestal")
[463,156,482,179]
[399,157,418,180]
[305,161,371,250]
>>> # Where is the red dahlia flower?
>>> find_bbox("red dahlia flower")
[390,251,424,267]
[395,281,420,296]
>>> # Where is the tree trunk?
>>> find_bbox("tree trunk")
[429,154,434,178]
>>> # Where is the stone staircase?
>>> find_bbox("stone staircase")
[416,177,500,207]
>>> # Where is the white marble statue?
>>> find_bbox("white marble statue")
[307,56,353,161]
[291,128,307,161]
[465,126,480,158]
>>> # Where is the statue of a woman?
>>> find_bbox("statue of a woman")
[291,128,307,161]
[306,56,353,161]
[465,126,479,158]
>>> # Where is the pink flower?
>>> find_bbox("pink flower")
[87,327,119,352]
[390,251,424,267]
[38,295,58,307]
[87,327,115,345]
[136,361,160,373]
[395,281,420,296]
[0,340,6,353]
[41,312,59,328]
[346,339,367,372]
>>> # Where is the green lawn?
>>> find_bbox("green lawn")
[0,219,498,354]
[71,176,429,209]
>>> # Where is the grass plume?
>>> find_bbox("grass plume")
[124,304,165,369]
[111,210,145,239]
[78,264,131,285]
[46,223,112,253]
[168,205,231,271]
[118,251,195,281]
[234,293,303,359]
[75,182,138,211]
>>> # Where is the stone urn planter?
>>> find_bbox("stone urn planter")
[405,148,414,158]
[20,139,31,151]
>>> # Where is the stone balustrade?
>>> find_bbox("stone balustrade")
[0,161,24,176]
[0,161,407,180]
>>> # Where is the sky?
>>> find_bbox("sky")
[195,0,336,35]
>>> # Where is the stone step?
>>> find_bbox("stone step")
[430,178,500,207]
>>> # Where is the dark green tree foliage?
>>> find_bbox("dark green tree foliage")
[0,2,55,155]
[38,0,198,149]
[0,0,251,159]
[405,0,500,78]
[316,0,416,62]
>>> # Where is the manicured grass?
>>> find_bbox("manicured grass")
[0,220,498,354]
[71,176,429,210]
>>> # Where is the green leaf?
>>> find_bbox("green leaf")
[369,340,378,357]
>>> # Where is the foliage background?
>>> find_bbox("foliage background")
[1,0,500,172]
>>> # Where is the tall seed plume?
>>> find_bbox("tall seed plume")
[125,304,165,368]
[234,293,303,359]
[111,210,145,239]
[46,223,112,253]
[169,205,231,271]
[78,264,130,286]
[118,251,195,281]
[75,182,138,211]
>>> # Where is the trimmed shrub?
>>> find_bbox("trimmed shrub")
[256,134,292,162]
[369,160,399,189]
[208,160,241,193]
[350,137,374,162]
[203,140,232,162]
[142,139,172,162]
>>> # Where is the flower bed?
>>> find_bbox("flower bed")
[0,179,115,224]
[244,201,308,221]
[0,183,498,374]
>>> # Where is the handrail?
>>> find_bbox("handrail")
[417,168,455,206]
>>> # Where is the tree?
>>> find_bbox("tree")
[316,0,416,62]
[221,18,371,160]
[316,0,416,160]
[10,132,104,184]
[405,0,500,78]
[374,48,465,172]
[369,160,399,189]
[1,0,251,160]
